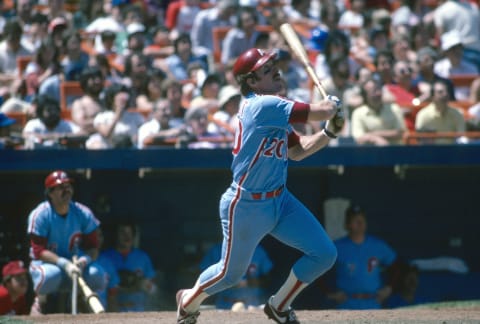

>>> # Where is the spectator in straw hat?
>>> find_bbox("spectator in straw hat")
[208,85,241,135]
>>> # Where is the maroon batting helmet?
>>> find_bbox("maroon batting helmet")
[44,170,73,189]
[232,48,277,79]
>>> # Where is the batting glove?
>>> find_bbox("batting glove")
[57,257,81,279]
[327,95,342,110]
[74,255,92,270]
[324,109,345,139]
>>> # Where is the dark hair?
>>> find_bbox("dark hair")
[3,19,23,37]
[35,95,60,117]
[324,30,350,63]
[173,33,191,54]
[103,83,129,109]
[360,76,383,101]
[430,78,451,99]
[124,52,149,76]
[374,49,394,68]
[345,204,365,225]
[79,66,103,91]
[236,6,257,29]
[161,78,183,97]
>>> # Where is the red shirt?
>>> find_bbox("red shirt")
[0,285,28,315]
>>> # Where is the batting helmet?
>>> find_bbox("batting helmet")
[232,48,277,79]
[44,170,73,189]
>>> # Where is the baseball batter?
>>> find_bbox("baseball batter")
[176,48,344,324]
[27,170,106,313]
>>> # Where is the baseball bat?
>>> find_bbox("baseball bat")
[72,272,78,315]
[279,23,327,99]
[77,275,105,314]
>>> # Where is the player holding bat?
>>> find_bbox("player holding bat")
[176,48,344,324]
[28,170,106,314]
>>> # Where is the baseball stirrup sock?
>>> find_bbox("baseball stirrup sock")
[182,286,209,313]
[271,270,307,311]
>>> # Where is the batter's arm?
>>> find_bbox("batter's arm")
[288,129,331,161]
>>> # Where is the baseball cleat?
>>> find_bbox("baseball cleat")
[264,296,300,323]
[176,289,200,324]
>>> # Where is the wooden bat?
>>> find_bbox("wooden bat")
[77,275,105,314]
[279,23,327,99]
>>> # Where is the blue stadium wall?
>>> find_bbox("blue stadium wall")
[1,145,480,308]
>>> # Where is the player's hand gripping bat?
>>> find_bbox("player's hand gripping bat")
[279,23,344,131]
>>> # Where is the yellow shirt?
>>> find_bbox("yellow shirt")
[351,103,406,145]
[415,103,466,144]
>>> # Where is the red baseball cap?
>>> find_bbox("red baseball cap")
[44,170,73,189]
[2,260,27,277]
[232,48,277,78]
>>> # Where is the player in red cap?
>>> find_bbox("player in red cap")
[176,48,344,324]
[0,260,29,315]
[27,170,106,314]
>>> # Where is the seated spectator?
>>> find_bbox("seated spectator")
[165,33,208,82]
[86,83,144,149]
[176,106,225,149]
[143,25,174,60]
[71,66,106,135]
[161,78,187,128]
[121,52,151,107]
[189,73,222,113]
[327,204,398,309]
[276,49,308,102]
[100,221,157,312]
[0,19,33,99]
[412,47,456,103]
[164,0,201,40]
[0,113,20,149]
[200,242,273,310]
[351,77,407,146]
[137,99,184,148]
[467,78,480,131]
[338,0,365,31]
[434,30,479,101]
[22,95,84,149]
[415,79,466,144]
[221,7,260,65]
[60,30,90,85]
[208,85,241,136]
[385,59,421,107]
[97,30,118,56]
[135,68,167,112]
[0,260,29,315]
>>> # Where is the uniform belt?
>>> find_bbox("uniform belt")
[350,293,376,299]
[251,185,284,200]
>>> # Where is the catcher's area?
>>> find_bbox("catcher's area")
[14,305,480,324]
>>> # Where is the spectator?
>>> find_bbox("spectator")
[47,16,69,52]
[189,73,221,113]
[415,79,466,144]
[221,6,260,65]
[21,12,48,53]
[100,221,157,312]
[373,50,395,87]
[177,105,224,149]
[97,30,118,56]
[434,30,479,101]
[431,0,480,70]
[467,78,480,131]
[71,66,106,135]
[137,98,184,148]
[208,85,241,136]
[22,95,84,149]
[60,30,90,83]
[135,68,167,112]
[161,78,187,128]
[327,204,397,309]
[338,0,365,31]
[0,260,29,315]
[89,53,123,85]
[0,113,20,149]
[165,0,201,40]
[190,0,238,57]
[276,49,308,100]
[385,59,421,107]
[0,19,33,98]
[122,52,151,107]
[390,33,416,66]
[86,83,144,149]
[143,25,174,59]
[412,46,456,103]
[200,242,273,310]
[28,170,106,314]
[282,0,318,29]
[351,77,406,146]
[165,33,208,82]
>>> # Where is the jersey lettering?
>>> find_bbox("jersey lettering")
[263,137,286,160]
[232,120,243,155]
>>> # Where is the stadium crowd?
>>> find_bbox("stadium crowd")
[0,0,479,150]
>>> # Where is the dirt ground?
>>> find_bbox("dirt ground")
[13,307,480,324]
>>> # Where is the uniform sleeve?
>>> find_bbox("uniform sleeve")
[76,203,100,235]
[254,95,294,129]
[27,205,49,237]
